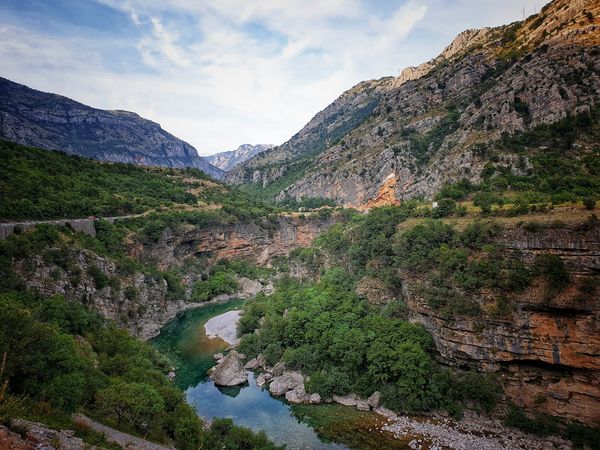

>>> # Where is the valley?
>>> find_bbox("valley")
[0,0,599,449]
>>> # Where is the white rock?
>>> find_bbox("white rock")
[332,394,359,406]
[244,357,260,370]
[269,371,304,396]
[367,391,381,409]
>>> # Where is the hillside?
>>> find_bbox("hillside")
[0,77,223,179]
[0,140,236,220]
[226,0,600,206]
[207,144,274,171]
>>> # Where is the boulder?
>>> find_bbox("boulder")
[367,391,381,409]
[213,353,224,362]
[272,361,286,377]
[332,394,359,407]
[264,373,273,381]
[356,399,370,411]
[256,353,267,369]
[309,393,322,404]
[285,386,308,404]
[256,373,267,387]
[244,357,260,370]
[210,351,247,386]
[269,371,304,396]
[374,406,398,420]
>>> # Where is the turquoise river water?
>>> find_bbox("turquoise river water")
[151,300,409,450]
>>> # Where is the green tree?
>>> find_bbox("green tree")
[96,382,164,433]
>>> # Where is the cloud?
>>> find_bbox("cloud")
[0,0,548,154]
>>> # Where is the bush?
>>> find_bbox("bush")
[432,198,456,218]
[583,197,597,210]
[87,265,109,289]
[96,382,165,433]
[533,253,570,292]
[191,271,238,302]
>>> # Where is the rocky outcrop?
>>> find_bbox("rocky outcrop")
[132,213,340,269]
[0,77,223,179]
[209,350,248,386]
[403,222,600,427]
[206,144,274,172]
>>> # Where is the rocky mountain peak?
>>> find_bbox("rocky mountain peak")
[207,143,274,171]
[0,77,224,179]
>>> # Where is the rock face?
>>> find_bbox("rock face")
[210,351,247,386]
[131,213,340,270]
[227,0,600,206]
[11,214,337,340]
[7,419,87,450]
[403,222,600,427]
[206,144,274,172]
[0,77,223,179]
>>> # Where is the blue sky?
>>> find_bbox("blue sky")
[0,0,547,155]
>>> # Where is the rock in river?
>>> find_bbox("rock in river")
[210,350,247,386]
[269,371,304,396]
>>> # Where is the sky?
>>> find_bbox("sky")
[0,0,548,155]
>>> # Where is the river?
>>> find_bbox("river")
[151,300,410,450]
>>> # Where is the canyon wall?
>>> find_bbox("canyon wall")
[130,214,338,270]
[405,222,600,427]
[13,214,338,340]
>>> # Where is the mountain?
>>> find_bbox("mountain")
[226,0,600,205]
[0,77,224,179]
[206,144,274,171]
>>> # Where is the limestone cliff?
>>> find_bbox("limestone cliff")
[130,214,339,270]
[228,0,600,206]
[403,222,600,427]
[0,77,223,179]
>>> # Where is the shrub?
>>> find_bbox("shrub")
[533,254,570,291]
[432,198,456,218]
[583,197,597,210]
[191,271,238,302]
[87,265,109,289]
[96,382,165,433]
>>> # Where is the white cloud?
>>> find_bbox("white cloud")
[1,0,548,155]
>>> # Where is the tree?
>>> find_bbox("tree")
[432,198,456,218]
[96,382,164,433]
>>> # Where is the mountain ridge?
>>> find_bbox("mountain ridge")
[226,0,600,206]
[0,77,224,179]
[206,143,274,171]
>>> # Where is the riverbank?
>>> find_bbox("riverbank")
[204,310,242,345]
[380,413,572,450]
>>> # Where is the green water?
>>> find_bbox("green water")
[152,301,408,450]
[152,300,244,389]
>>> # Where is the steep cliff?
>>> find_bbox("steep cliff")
[206,144,274,172]
[130,214,339,270]
[403,222,600,427]
[7,213,338,340]
[0,77,223,179]
[228,0,600,206]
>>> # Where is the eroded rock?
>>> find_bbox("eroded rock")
[210,351,247,386]
[269,371,304,396]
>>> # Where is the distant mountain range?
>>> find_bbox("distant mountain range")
[0,77,223,179]
[206,144,274,171]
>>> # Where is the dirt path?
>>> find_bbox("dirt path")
[73,414,174,450]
